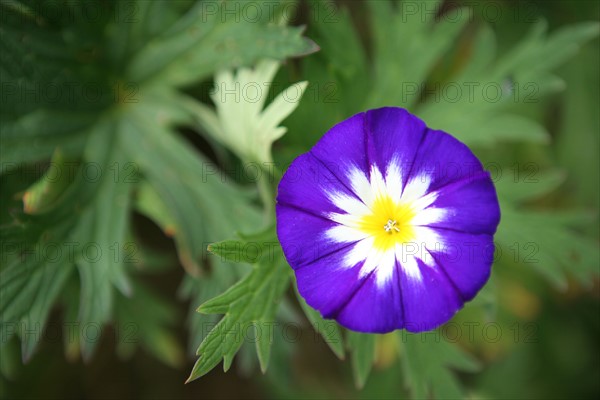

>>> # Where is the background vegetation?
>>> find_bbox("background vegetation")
[1,0,598,399]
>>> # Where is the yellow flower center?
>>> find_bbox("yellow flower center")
[358,195,417,251]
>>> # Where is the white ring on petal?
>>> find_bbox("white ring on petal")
[322,161,453,286]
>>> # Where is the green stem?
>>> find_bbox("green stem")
[257,164,275,225]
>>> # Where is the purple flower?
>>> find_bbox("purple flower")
[276,107,500,333]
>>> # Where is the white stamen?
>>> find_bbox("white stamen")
[383,219,400,233]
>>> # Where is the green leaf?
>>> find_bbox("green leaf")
[0,257,43,329]
[399,331,480,399]
[63,118,135,359]
[496,207,600,289]
[207,227,279,265]
[421,111,551,146]
[112,279,184,368]
[346,331,377,389]
[279,0,368,151]
[0,177,86,359]
[124,100,262,274]
[179,272,242,356]
[556,40,600,210]
[21,150,76,214]
[19,259,73,362]
[309,0,366,79]
[134,180,178,238]
[187,242,290,381]
[127,1,317,86]
[0,0,312,370]
[483,114,549,144]
[1,115,138,360]
[189,59,307,165]
[418,19,599,146]
[493,21,600,82]
[0,1,112,166]
[495,168,566,203]
[457,23,497,79]
[367,1,471,108]
[207,240,260,264]
[0,234,74,361]
[295,285,345,360]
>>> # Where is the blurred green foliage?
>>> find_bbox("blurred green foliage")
[1,0,598,399]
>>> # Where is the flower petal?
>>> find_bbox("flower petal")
[277,152,368,218]
[276,107,501,334]
[294,243,368,318]
[399,257,463,332]
[408,128,485,192]
[276,206,364,268]
[310,113,372,199]
[412,171,500,235]
[334,264,404,333]
[423,229,495,301]
[365,107,428,196]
